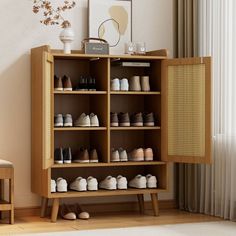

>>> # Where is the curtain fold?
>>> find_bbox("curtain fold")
[176,0,236,221]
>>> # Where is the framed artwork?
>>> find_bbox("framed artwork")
[88,0,132,55]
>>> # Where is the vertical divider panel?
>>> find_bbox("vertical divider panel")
[107,58,111,162]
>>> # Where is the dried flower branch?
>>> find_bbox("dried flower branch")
[32,0,76,28]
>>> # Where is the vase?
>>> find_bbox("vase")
[59,26,75,54]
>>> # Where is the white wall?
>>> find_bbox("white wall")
[0,0,173,207]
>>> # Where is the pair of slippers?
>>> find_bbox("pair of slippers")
[60,203,89,220]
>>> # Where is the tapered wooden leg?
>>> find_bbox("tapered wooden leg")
[0,179,4,220]
[150,193,159,216]
[9,177,14,224]
[51,198,59,223]
[40,197,48,218]
[137,194,145,214]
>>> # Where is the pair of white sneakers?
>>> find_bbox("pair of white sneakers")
[99,175,127,190]
[70,176,98,191]
[129,174,157,189]
[51,178,68,193]
[111,148,128,162]
[111,78,129,91]
[74,113,99,127]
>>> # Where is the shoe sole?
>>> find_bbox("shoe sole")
[100,185,117,190]
[64,123,73,127]
[144,122,155,126]
[54,123,63,127]
[70,186,87,191]
[63,160,72,164]
[147,182,157,188]
[90,124,99,127]
[90,160,98,163]
[54,88,63,91]
[74,124,90,127]
[131,123,143,127]
[72,160,89,163]
[57,186,67,192]
[119,123,130,127]
[63,88,73,91]
[54,160,63,164]
[129,183,146,189]
[111,123,119,127]
[145,157,154,161]
[129,158,145,162]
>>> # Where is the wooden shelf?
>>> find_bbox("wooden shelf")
[49,188,166,198]
[52,161,166,168]
[110,126,161,131]
[110,91,161,95]
[54,127,107,131]
[54,91,107,95]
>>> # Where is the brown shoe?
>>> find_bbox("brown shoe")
[110,112,119,127]
[119,112,130,127]
[141,76,150,91]
[90,149,98,163]
[63,75,73,91]
[131,112,143,126]
[73,148,89,163]
[128,148,144,161]
[54,75,63,91]
[144,148,154,161]
[129,76,141,91]
[144,112,155,126]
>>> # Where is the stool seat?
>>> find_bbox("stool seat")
[0,159,13,167]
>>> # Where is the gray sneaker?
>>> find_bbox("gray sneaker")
[144,112,155,126]
[131,112,143,126]
[129,76,141,91]
[54,114,63,127]
[64,114,73,127]
[119,113,130,127]
[111,112,119,127]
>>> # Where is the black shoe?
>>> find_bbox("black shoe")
[54,148,63,164]
[88,77,96,91]
[75,76,88,91]
[63,147,72,164]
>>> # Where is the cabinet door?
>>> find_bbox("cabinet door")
[42,52,54,169]
[161,57,211,164]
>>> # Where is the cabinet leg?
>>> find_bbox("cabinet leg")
[9,178,14,224]
[51,198,59,223]
[150,193,159,216]
[0,180,4,220]
[137,194,145,214]
[40,197,48,218]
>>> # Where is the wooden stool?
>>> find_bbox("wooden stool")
[0,159,14,224]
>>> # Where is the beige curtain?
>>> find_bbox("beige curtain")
[174,0,201,212]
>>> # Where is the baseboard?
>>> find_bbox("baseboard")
[15,200,177,218]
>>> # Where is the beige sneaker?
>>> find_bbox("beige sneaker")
[129,76,141,91]
[144,148,154,161]
[128,148,144,161]
[141,76,150,91]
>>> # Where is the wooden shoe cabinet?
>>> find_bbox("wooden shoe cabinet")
[31,45,212,222]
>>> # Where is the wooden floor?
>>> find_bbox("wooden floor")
[0,209,221,235]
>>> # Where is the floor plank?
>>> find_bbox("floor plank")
[0,209,221,234]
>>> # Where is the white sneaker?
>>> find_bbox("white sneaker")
[99,176,117,190]
[129,175,147,189]
[90,113,99,127]
[87,176,98,191]
[74,113,90,127]
[51,179,56,193]
[146,174,157,188]
[111,78,120,91]
[111,149,120,162]
[70,177,87,191]
[117,175,127,189]
[56,177,68,192]
[120,78,129,91]
[119,148,128,162]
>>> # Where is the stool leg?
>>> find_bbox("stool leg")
[51,198,59,223]
[0,179,4,220]
[10,177,14,224]
[150,193,159,216]
[41,197,48,218]
[137,194,145,214]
